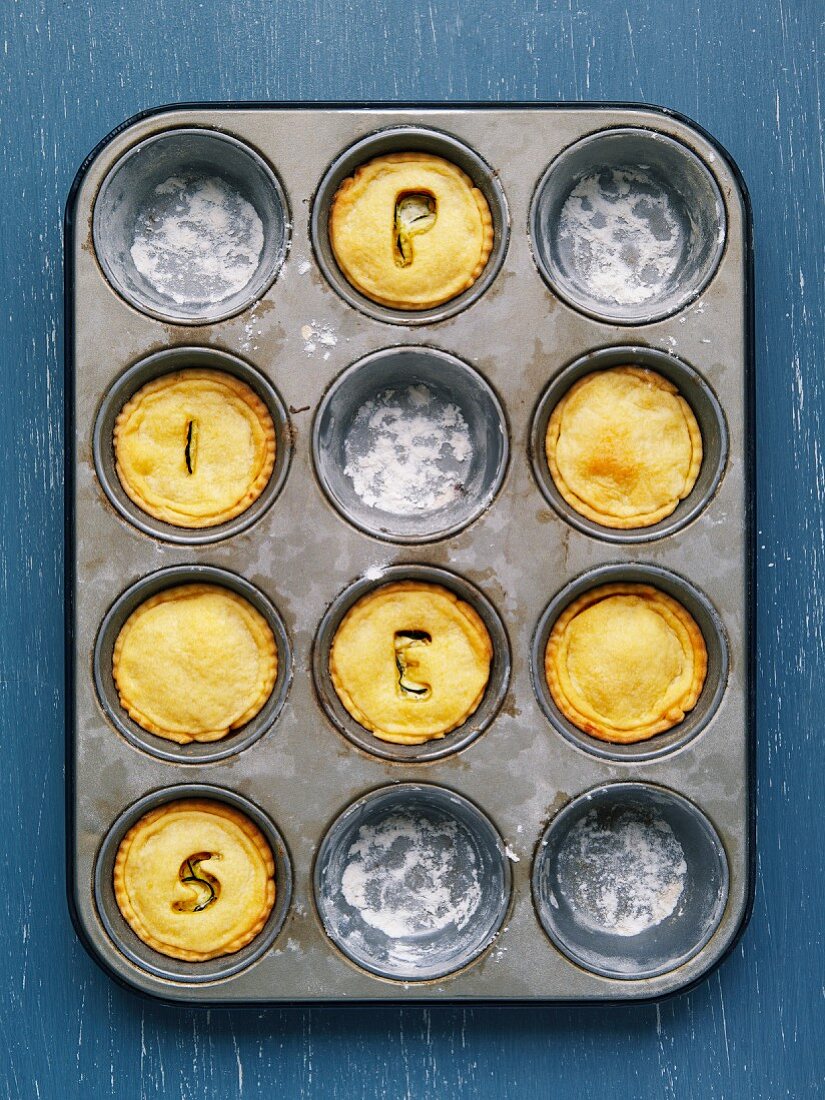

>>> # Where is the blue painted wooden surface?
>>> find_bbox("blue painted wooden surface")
[1,0,823,1096]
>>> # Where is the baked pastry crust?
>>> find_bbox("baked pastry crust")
[112,583,277,744]
[545,583,707,743]
[113,799,275,962]
[329,580,493,744]
[545,367,703,529]
[329,153,494,310]
[114,369,276,528]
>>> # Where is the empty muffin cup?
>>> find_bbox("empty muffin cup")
[94,347,292,545]
[531,563,728,763]
[313,347,508,543]
[314,783,511,982]
[313,564,510,763]
[93,128,289,324]
[530,345,728,543]
[94,783,293,983]
[94,565,293,764]
[530,128,726,324]
[311,126,509,324]
[532,782,729,979]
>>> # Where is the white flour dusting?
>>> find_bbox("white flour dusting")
[240,301,263,352]
[344,384,473,515]
[301,320,337,358]
[556,167,685,305]
[130,174,264,306]
[340,814,482,939]
[557,808,687,937]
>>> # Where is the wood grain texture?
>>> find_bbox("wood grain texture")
[1,0,823,1096]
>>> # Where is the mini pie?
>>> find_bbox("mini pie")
[329,153,494,310]
[112,583,278,744]
[114,369,276,528]
[545,367,703,529]
[545,583,707,743]
[113,799,276,962]
[329,580,493,744]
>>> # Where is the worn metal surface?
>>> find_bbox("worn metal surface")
[68,105,750,1004]
[2,0,823,1094]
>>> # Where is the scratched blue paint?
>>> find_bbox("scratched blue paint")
[1,0,823,1097]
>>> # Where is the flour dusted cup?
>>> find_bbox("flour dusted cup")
[93,128,289,324]
[314,783,511,981]
[530,127,726,324]
[312,346,508,543]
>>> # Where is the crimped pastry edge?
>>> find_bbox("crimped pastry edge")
[545,367,703,529]
[112,583,278,743]
[329,152,495,311]
[329,579,493,744]
[112,798,276,963]
[544,582,708,743]
[113,369,277,529]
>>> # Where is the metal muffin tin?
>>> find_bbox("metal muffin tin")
[531,782,730,980]
[92,127,290,325]
[314,782,513,982]
[66,104,753,1004]
[312,346,509,543]
[529,127,727,325]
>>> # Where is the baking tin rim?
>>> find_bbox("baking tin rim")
[309,123,511,326]
[311,343,511,544]
[528,343,730,544]
[91,125,292,326]
[92,345,294,546]
[528,124,729,326]
[311,562,512,763]
[92,563,294,764]
[93,782,294,984]
[311,779,513,983]
[530,780,731,980]
[529,561,730,763]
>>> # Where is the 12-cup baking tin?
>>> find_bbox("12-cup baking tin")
[66,103,754,1004]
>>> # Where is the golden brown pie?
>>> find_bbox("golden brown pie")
[113,798,275,962]
[114,369,276,528]
[329,153,494,310]
[545,583,707,743]
[329,580,493,744]
[112,583,277,744]
[545,367,703,529]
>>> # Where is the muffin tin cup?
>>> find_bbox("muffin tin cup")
[530,127,727,325]
[94,783,293,984]
[93,346,293,545]
[530,563,729,763]
[312,564,511,763]
[532,782,730,980]
[310,125,510,325]
[93,565,293,764]
[92,127,290,325]
[69,105,752,1005]
[313,346,509,543]
[530,345,729,543]
[313,783,512,982]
